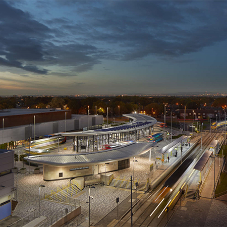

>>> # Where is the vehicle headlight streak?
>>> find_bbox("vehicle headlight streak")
[150,198,164,217]
[158,199,172,218]
[154,186,168,202]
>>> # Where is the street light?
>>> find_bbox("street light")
[171,111,172,143]
[107,107,109,128]
[192,110,194,132]
[164,104,166,126]
[118,105,120,116]
[133,157,135,181]
[87,185,95,227]
[132,157,138,182]
[2,118,4,144]
[88,106,89,130]
[210,118,212,134]
[34,115,35,141]
[225,111,226,145]
[39,185,45,217]
[65,112,67,132]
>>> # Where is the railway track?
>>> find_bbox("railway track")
[113,132,217,227]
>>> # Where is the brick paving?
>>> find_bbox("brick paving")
[0,127,192,227]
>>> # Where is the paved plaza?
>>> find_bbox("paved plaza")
[2,126,224,227]
[1,126,178,226]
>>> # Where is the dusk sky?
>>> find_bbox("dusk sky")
[1,0,227,96]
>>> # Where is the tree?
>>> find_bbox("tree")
[49,97,65,109]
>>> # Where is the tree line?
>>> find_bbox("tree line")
[0,95,227,117]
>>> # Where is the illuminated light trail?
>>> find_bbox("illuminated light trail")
[154,186,168,202]
[150,198,164,217]
[158,199,172,218]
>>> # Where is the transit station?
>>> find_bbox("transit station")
[25,114,157,181]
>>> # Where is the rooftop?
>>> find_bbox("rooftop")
[0,108,68,117]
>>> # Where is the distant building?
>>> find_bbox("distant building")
[0,109,103,145]
[178,108,223,120]
[0,149,14,221]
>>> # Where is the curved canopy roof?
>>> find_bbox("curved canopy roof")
[25,114,157,166]
[59,114,157,137]
[25,142,155,166]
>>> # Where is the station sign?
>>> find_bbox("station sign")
[70,166,89,171]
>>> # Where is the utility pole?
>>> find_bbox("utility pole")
[107,107,109,128]
[181,141,182,164]
[171,111,172,143]
[213,155,215,198]
[88,106,89,130]
[34,115,35,140]
[225,112,226,145]
[210,119,211,135]
[164,105,166,126]
[130,176,133,227]
[201,134,202,151]
[184,106,186,132]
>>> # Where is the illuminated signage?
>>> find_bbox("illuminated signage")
[70,167,89,171]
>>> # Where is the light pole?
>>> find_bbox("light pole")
[184,106,186,132]
[192,111,195,134]
[164,105,166,126]
[107,107,109,128]
[95,106,97,115]
[213,154,215,198]
[34,115,35,141]
[39,185,45,217]
[210,118,212,134]
[118,105,120,116]
[201,134,202,151]
[29,136,31,174]
[130,176,133,227]
[88,106,89,130]
[88,185,95,227]
[149,149,151,162]
[225,112,226,145]
[171,111,172,143]
[65,112,67,132]
[133,157,135,182]
[2,118,4,144]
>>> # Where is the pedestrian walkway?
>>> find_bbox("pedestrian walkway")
[166,155,226,227]
[89,139,196,227]
[201,157,224,198]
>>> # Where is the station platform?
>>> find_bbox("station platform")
[166,155,226,227]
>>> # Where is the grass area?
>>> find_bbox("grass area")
[172,134,184,139]
[215,144,227,197]
[215,172,227,197]
[218,145,227,157]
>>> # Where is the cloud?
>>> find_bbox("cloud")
[0,0,104,76]
[0,57,48,74]
[2,0,227,79]
[64,0,227,61]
